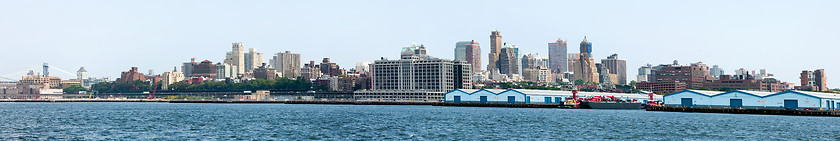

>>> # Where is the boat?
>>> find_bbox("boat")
[580,101,643,109]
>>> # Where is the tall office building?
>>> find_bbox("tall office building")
[573,37,598,83]
[600,54,627,85]
[521,54,537,70]
[215,63,237,79]
[244,48,263,73]
[548,38,568,73]
[369,46,471,91]
[454,40,481,73]
[567,53,580,74]
[454,41,469,62]
[799,69,827,91]
[499,43,519,75]
[182,58,198,77]
[637,64,654,82]
[224,42,245,75]
[270,51,301,78]
[710,65,725,78]
[320,58,341,76]
[487,31,502,72]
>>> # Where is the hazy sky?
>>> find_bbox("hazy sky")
[1,0,838,88]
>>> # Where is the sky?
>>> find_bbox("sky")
[0,0,838,88]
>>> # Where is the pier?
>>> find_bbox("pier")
[646,106,840,117]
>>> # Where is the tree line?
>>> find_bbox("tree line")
[92,77,324,93]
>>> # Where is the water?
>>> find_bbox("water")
[0,103,838,140]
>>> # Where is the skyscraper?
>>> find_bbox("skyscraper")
[454,41,469,61]
[244,48,263,73]
[499,43,519,75]
[548,38,568,73]
[487,31,502,72]
[271,51,301,78]
[224,42,245,75]
[573,37,598,83]
[710,65,724,78]
[600,54,627,85]
[521,54,537,70]
[182,58,198,77]
[455,40,481,73]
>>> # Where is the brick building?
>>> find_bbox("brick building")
[117,67,146,83]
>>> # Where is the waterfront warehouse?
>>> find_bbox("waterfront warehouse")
[443,89,661,104]
[664,90,840,110]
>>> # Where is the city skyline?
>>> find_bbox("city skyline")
[0,0,838,88]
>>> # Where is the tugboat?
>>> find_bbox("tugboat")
[570,90,644,109]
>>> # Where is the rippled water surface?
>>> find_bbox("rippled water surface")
[1,102,839,140]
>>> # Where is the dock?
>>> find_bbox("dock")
[0,99,170,102]
[646,106,840,117]
[285,100,436,105]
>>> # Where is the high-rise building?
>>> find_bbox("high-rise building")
[369,44,471,93]
[799,69,827,91]
[271,51,301,78]
[600,54,627,85]
[636,61,711,91]
[454,40,481,73]
[215,63,237,79]
[454,41,469,62]
[597,63,618,85]
[244,48,263,73]
[161,67,184,90]
[567,53,580,74]
[523,66,552,83]
[224,42,245,75]
[548,38,568,73]
[487,31,502,72]
[354,62,372,74]
[182,58,198,77]
[319,58,340,76]
[499,43,519,75]
[521,54,537,70]
[301,61,322,81]
[573,37,598,83]
[637,64,654,82]
[710,65,724,78]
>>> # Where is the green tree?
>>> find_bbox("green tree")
[574,79,584,85]
[63,85,87,94]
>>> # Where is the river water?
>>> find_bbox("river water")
[0,102,838,140]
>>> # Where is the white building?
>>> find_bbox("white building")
[161,68,184,90]
[224,42,246,75]
[244,48,264,73]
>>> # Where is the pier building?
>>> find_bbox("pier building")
[443,89,660,104]
[664,90,840,110]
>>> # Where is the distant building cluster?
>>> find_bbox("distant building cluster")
[0,30,830,101]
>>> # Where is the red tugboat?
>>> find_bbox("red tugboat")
[574,90,645,109]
